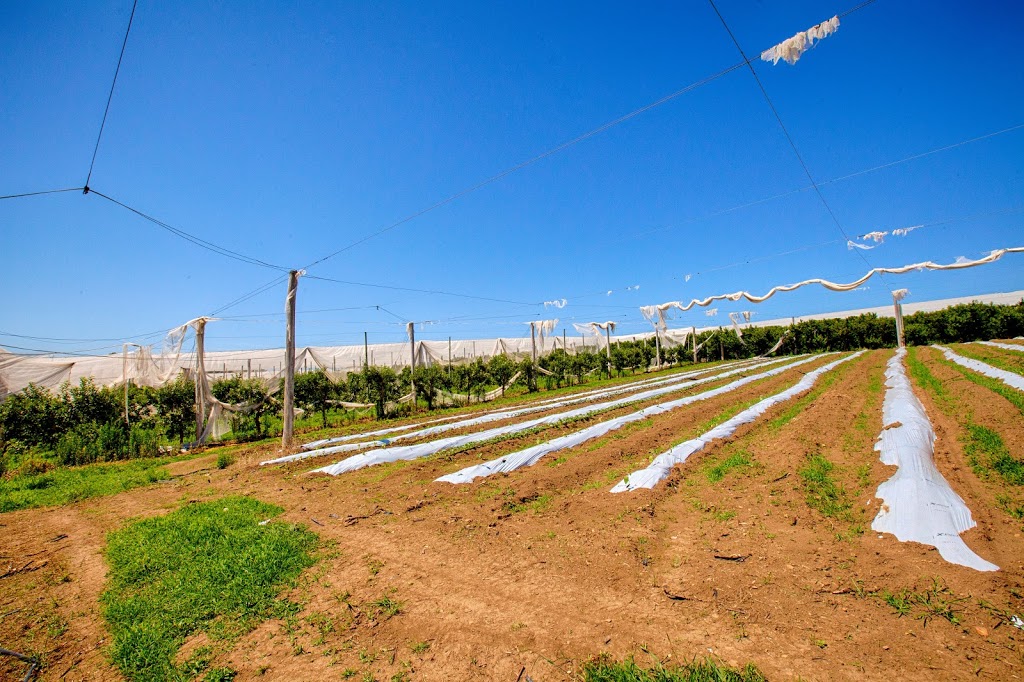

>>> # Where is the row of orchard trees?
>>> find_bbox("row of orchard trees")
[2,301,1022,470]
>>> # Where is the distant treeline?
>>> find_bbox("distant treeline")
[1,300,1020,473]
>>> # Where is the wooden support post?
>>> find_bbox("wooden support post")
[604,325,612,378]
[719,328,724,361]
[893,293,907,348]
[123,344,129,424]
[654,330,661,369]
[692,326,697,364]
[194,318,208,442]
[282,270,299,448]
[364,331,369,369]
[531,322,537,366]
[407,321,416,410]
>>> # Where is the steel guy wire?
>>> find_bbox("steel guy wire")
[0,187,85,201]
[706,0,894,296]
[90,189,290,271]
[296,0,884,276]
[84,0,138,190]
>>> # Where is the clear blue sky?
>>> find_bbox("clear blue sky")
[2,0,1022,353]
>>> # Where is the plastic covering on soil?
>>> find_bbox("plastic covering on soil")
[300,359,760,452]
[980,340,1024,353]
[436,354,829,484]
[311,356,816,476]
[935,345,1024,391]
[264,359,769,466]
[609,352,861,493]
[871,349,998,572]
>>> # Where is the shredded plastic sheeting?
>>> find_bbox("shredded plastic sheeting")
[935,345,1024,391]
[980,340,1024,353]
[761,15,840,65]
[264,356,770,462]
[644,247,1024,314]
[609,352,861,493]
[436,354,828,485]
[871,349,998,572]
[312,356,816,476]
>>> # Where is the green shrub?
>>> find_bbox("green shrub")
[16,457,54,477]
[129,425,162,458]
[98,421,128,460]
[216,451,234,469]
[56,423,103,466]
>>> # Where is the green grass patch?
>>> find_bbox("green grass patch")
[953,344,1024,375]
[906,347,952,410]
[996,493,1024,521]
[0,456,184,513]
[101,496,320,681]
[942,356,1024,415]
[799,454,853,521]
[856,578,968,626]
[705,451,753,483]
[502,492,552,514]
[962,423,1024,485]
[580,654,766,682]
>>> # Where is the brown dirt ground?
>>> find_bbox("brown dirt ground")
[2,351,1023,681]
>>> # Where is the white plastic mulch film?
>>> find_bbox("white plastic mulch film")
[980,341,1024,353]
[308,356,811,476]
[643,248,1024,315]
[261,357,766,466]
[610,352,862,493]
[436,354,826,485]
[935,345,1024,391]
[871,349,998,572]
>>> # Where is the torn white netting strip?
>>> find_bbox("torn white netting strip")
[264,359,767,465]
[436,354,826,484]
[310,356,810,475]
[760,15,839,66]
[980,341,1024,353]
[871,349,998,572]
[934,345,1024,391]
[644,248,1024,313]
[609,352,861,493]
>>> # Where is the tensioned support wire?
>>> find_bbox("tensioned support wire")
[705,0,893,296]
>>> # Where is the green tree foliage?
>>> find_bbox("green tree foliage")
[539,349,571,388]
[213,377,275,439]
[0,383,64,447]
[293,370,334,428]
[487,354,517,397]
[517,357,539,393]
[363,366,400,419]
[156,376,196,445]
[412,364,447,410]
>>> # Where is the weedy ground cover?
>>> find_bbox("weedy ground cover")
[0,457,176,513]
[101,496,319,681]
[580,654,766,682]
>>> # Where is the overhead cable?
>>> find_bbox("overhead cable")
[706,0,886,291]
[90,189,289,271]
[298,0,883,273]
[84,0,138,190]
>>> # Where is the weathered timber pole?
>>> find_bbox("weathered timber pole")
[282,270,300,448]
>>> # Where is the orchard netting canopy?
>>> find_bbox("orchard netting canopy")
[2,288,1022,402]
[0,319,659,400]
